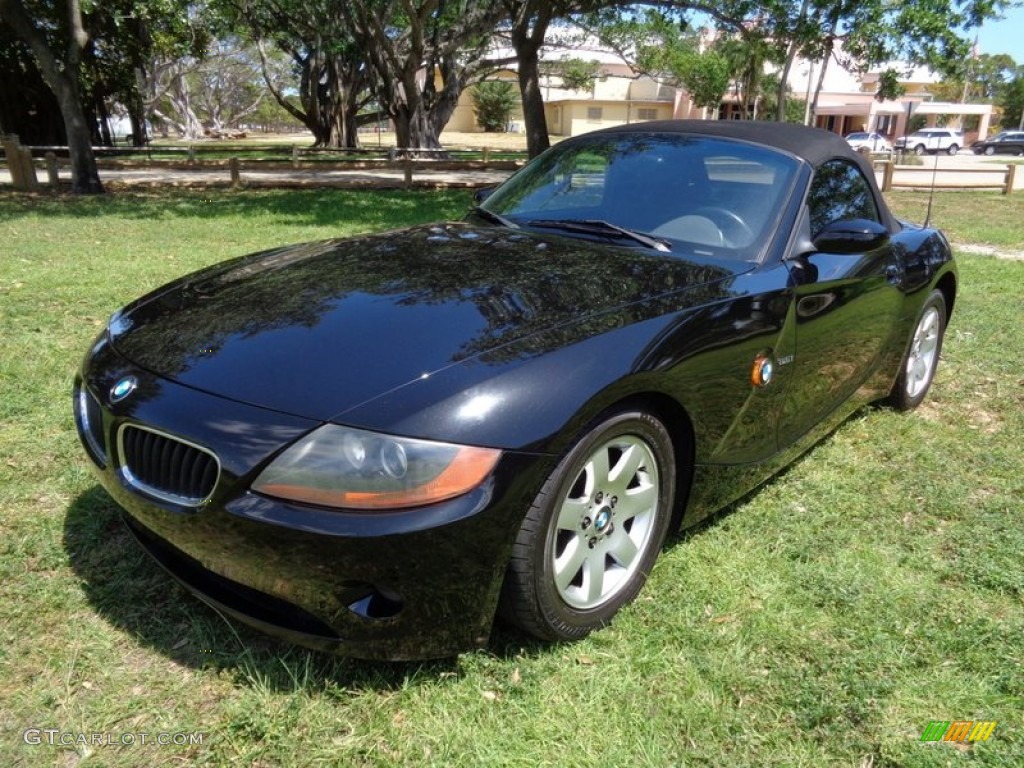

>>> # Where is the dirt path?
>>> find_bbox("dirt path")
[956,243,1024,261]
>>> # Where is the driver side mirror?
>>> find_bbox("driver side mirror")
[473,187,494,204]
[812,218,890,254]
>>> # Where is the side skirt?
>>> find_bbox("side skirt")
[679,393,875,531]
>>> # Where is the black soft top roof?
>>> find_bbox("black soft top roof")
[597,119,860,169]
[591,118,894,231]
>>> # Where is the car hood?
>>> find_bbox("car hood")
[109,222,741,421]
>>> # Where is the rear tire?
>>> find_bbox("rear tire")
[500,409,676,641]
[947,144,959,156]
[886,289,947,411]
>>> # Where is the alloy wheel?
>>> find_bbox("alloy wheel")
[905,305,941,400]
[550,435,661,610]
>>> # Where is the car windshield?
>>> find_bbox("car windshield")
[478,133,799,261]
[846,133,869,140]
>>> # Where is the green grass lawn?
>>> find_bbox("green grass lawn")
[887,190,1024,250]
[1,188,1022,766]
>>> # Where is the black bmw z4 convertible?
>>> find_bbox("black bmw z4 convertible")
[74,121,957,660]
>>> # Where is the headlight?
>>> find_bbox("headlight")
[252,425,501,510]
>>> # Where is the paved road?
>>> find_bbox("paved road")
[879,151,1022,192]
[2,151,1018,191]
[0,162,516,190]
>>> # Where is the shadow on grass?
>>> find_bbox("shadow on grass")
[63,485,552,692]
[0,188,475,228]
[61,405,872,694]
[660,404,876,551]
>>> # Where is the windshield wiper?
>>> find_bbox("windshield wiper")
[471,206,519,229]
[523,218,670,252]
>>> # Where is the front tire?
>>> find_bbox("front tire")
[914,144,926,156]
[984,146,996,156]
[886,289,947,411]
[500,410,677,641]
[947,144,959,156]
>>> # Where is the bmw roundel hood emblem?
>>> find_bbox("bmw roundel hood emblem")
[110,376,138,403]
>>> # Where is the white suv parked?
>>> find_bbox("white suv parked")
[894,128,965,156]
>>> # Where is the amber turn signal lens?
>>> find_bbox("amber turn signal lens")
[751,355,774,387]
[252,424,502,510]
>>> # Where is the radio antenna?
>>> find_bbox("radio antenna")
[923,148,940,228]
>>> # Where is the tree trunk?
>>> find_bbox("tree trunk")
[343,88,362,149]
[95,92,112,146]
[508,1,553,159]
[775,52,794,122]
[412,111,443,149]
[516,47,549,157]
[401,104,444,150]
[809,41,833,126]
[166,85,204,139]
[55,80,103,192]
[391,66,447,150]
[0,0,103,193]
[315,58,357,148]
[809,14,839,127]
[325,110,346,148]
[776,0,810,122]
[399,55,464,151]
[128,75,148,146]
[256,39,361,149]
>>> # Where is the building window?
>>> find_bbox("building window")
[637,108,658,121]
[876,115,896,135]
[587,107,603,122]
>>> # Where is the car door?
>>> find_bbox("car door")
[932,131,953,152]
[778,159,903,446]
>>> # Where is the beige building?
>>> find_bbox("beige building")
[445,48,699,137]
[444,70,522,134]
[785,58,994,140]
[540,57,690,136]
[443,39,995,142]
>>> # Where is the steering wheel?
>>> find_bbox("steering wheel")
[690,207,754,246]
[651,215,724,246]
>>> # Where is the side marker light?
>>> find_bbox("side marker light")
[751,355,774,387]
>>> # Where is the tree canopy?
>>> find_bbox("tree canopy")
[0,0,1016,192]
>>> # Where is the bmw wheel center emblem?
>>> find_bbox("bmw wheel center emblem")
[110,376,138,403]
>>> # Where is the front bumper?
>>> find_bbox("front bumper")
[74,335,545,660]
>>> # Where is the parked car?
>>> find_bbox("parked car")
[894,128,964,155]
[844,131,892,152]
[74,121,957,660]
[971,131,1024,156]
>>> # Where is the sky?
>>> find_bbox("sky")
[975,4,1024,62]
